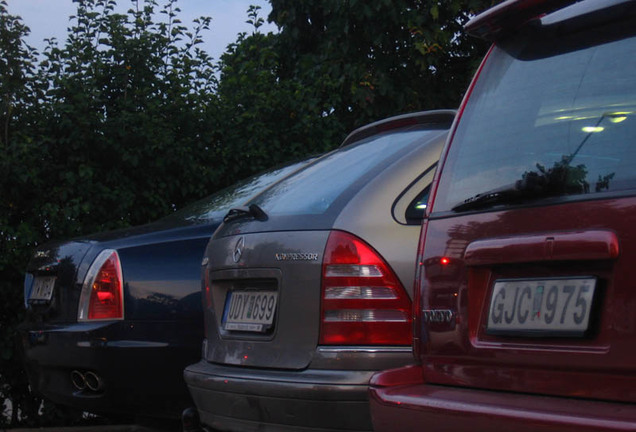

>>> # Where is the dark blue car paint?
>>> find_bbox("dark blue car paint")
[18,158,313,419]
[19,221,219,418]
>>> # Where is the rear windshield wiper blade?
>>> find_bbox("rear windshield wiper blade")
[452,184,523,212]
[451,112,621,213]
[452,159,592,212]
[223,204,268,223]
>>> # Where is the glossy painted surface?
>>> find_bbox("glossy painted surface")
[419,198,636,400]
[204,230,327,370]
[370,379,636,432]
[369,0,636,430]
[19,222,215,418]
[464,0,578,40]
[185,111,455,432]
[186,360,376,432]
[18,160,311,419]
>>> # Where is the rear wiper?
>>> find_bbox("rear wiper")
[452,167,566,212]
[452,183,525,212]
[452,111,625,213]
[223,204,268,223]
[452,159,591,212]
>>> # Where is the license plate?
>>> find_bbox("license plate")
[487,277,596,336]
[222,290,278,332]
[29,276,56,302]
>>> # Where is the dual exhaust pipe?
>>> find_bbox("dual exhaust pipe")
[71,370,104,392]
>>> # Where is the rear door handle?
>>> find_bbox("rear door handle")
[464,230,619,266]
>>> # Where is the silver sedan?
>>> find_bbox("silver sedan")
[185,110,455,432]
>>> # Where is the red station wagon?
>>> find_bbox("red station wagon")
[369,0,636,431]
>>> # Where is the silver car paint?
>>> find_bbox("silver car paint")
[186,110,454,432]
[333,132,445,293]
[203,230,328,369]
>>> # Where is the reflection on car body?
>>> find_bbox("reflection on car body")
[18,159,310,420]
[370,1,636,431]
[184,110,455,432]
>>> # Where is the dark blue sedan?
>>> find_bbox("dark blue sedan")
[18,159,309,420]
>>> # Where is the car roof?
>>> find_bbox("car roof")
[341,110,455,147]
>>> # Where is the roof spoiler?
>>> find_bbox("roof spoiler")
[465,0,578,40]
[341,110,456,147]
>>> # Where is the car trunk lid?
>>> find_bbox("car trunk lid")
[419,198,634,403]
[203,230,329,369]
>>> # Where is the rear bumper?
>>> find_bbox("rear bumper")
[18,320,200,419]
[184,360,375,432]
[369,365,636,432]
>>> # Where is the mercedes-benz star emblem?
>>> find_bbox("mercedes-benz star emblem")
[233,236,245,263]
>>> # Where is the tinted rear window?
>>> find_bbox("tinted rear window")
[434,18,636,212]
[250,127,444,216]
[160,159,310,224]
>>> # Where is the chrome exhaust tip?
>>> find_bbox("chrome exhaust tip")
[70,370,86,391]
[84,371,104,392]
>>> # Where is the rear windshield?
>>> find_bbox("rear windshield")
[160,159,310,224]
[249,127,444,216]
[434,17,636,213]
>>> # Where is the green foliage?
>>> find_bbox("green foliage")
[0,2,43,424]
[268,0,495,131]
[210,0,498,188]
[36,0,220,234]
[215,6,345,184]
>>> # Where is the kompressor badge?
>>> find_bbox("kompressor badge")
[275,252,319,261]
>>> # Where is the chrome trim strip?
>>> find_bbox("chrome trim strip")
[317,346,412,354]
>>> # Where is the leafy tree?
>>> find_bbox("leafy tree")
[35,0,221,236]
[268,0,496,131]
[0,0,47,425]
[211,1,498,186]
[214,6,345,186]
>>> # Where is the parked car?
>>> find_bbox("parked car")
[369,1,636,431]
[18,158,311,420]
[183,110,455,432]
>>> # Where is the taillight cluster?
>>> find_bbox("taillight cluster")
[78,249,124,321]
[320,230,412,345]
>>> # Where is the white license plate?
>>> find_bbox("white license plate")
[223,290,278,332]
[29,276,56,301]
[487,277,596,336]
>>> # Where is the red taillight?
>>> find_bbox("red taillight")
[320,231,412,345]
[78,250,124,321]
[88,253,123,319]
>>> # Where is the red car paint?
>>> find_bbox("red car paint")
[370,0,636,430]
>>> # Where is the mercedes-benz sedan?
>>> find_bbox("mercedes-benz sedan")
[370,1,636,431]
[184,110,455,432]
